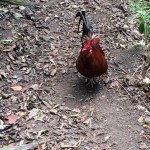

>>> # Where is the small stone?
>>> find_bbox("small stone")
[123,25,128,29]
[138,116,144,123]
[139,143,147,150]
[145,117,150,124]
[137,105,145,110]
[104,135,111,142]
[71,5,78,9]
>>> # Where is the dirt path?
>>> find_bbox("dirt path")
[0,0,149,149]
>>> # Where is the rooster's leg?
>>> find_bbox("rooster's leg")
[85,78,96,87]
[97,76,104,88]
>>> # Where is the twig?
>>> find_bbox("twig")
[117,80,133,98]
[146,146,150,150]
[64,95,75,99]
[114,62,127,74]
[117,79,150,112]
[132,64,142,76]
[74,137,85,146]
[93,0,100,6]
[137,93,150,112]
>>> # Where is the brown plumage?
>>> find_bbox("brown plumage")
[75,11,107,83]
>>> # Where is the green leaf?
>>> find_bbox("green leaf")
[145,22,149,36]
[0,38,13,44]
[137,10,146,16]
[139,22,145,34]
[129,14,139,20]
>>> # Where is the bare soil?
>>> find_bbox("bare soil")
[0,0,150,150]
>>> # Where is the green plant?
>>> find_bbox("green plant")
[129,0,150,45]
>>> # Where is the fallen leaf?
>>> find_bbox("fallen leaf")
[54,14,59,18]
[43,64,49,69]
[0,91,11,99]
[143,77,150,84]
[25,68,31,74]
[143,135,150,140]
[11,85,23,91]
[62,115,68,120]
[17,111,26,117]
[143,124,150,129]
[70,113,80,117]
[1,38,13,44]
[30,84,39,90]
[14,12,23,18]
[7,114,18,124]
[109,80,121,89]
[0,119,4,129]
[120,44,126,48]
[84,118,92,125]
[145,117,150,124]
[138,116,144,123]
[8,53,15,60]
[51,68,57,76]
[28,108,45,121]
[37,144,44,150]
[0,70,7,78]
[139,143,147,150]
[50,108,58,114]
[37,129,48,137]
[71,4,78,9]
[3,45,16,52]
[72,108,80,113]
[137,105,145,110]
[42,100,52,109]
[104,135,111,142]
[79,113,88,122]
[60,143,77,148]
[19,6,26,10]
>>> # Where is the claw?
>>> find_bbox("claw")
[85,78,96,87]
[85,77,104,87]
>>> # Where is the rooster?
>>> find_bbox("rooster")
[75,11,107,86]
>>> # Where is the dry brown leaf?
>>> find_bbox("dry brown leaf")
[143,124,150,129]
[3,45,16,52]
[70,113,80,117]
[51,68,57,76]
[30,84,39,90]
[28,108,45,121]
[0,70,8,78]
[0,119,4,130]
[62,115,68,120]
[37,144,44,150]
[143,77,150,84]
[0,91,11,98]
[138,116,144,123]
[109,80,121,89]
[79,113,88,122]
[19,6,26,10]
[7,114,19,124]
[11,85,23,91]
[43,64,49,69]
[17,111,26,117]
[50,108,58,114]
[72,108,80,113]
[8,52,15,60]
[60,143,77,148]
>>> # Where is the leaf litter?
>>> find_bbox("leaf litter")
[0,0,149,149]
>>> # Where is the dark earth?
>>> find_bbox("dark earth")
[0,0,150,150]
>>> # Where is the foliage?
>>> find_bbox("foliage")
[129,0,150,45]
